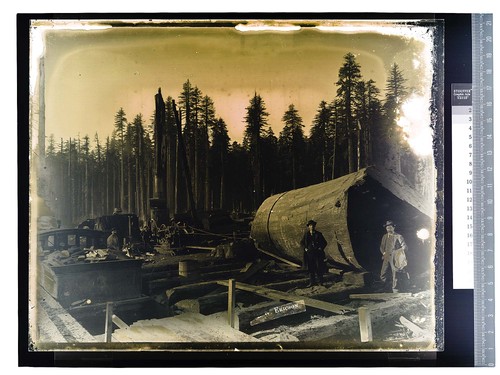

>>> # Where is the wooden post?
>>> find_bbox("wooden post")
[228,278,236,328]
[358,306,373,342]
[105,302,113,343]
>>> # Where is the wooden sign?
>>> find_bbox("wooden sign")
[250,300,306,326]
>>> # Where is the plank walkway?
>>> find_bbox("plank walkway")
[33,287,97,344]
[112,312,262,342]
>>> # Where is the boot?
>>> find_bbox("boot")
[306,276,316,287]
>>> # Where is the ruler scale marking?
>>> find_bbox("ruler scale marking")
[472,13,495,367]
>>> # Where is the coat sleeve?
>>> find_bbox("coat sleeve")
[319,232,327,251]
[300,232,307,248]
[396,234,408,252]
[380,234,386,254]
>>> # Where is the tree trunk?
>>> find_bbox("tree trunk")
[175,137,179,215]
[128,154,133,213]
[347,124,355,174]
[220,150,224,210]
[120,145,125,211]
[204,130,210,211]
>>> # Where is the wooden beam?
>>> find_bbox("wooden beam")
[112,314,129,330]
[166,280,219,306]
[349,293,413,301]
[399,316,425,337]
[217,280,353,314]
[185,245,217,251]
[358,307,373,342]
[203,260,272,297]
[255,246,301,268]
[166,261,272,309]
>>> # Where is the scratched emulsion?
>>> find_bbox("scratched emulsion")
[28,18,443,352]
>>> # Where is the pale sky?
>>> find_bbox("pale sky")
[32,19,436,147]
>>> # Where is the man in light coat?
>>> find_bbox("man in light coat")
[379,220,408,293]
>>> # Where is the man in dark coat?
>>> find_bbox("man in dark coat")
[301,219,328,286]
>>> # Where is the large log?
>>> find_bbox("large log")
[250,166,434,276]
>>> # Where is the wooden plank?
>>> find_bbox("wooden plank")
[217,281,353,314]
[261,272,340,291]
[166,261,271,306]
[349,293,413,301]
[203,260,272,297]
[56,312,97,343]
[255,246,301,268]
[35,304,67,343]
[399,316,426,337]
[185,246,217,251]
[68,296,152,314]
[112,314,129,330]
[166,281,219,305]
[36,287,96,343]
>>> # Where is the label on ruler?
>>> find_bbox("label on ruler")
[452,83,474,289]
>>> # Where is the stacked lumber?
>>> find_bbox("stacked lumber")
[111,312,262,342]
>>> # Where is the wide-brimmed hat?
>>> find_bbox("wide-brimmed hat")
[306,220,317,227]
[383,220,395,228]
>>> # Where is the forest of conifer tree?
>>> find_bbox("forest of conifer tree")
[38,53,432,228]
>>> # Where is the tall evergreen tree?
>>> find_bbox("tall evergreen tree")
[113,108,127,210]
[243,93,269,210]
[309,101,333,183]
[279,104,306,190]
[384,63,408,124]
[227,141,252,213]
[200,95,216,211]
[131,114,145,218]
[383,63,409,174]
[210,117,230,210]
[261,127,279,197]
[164,96,178,216]
[336,52,362,174]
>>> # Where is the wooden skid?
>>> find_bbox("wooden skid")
[216,280,354,314]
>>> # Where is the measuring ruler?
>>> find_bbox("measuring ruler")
[452,83,474,289]
[472,13,495,367]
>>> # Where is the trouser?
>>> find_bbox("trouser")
[309,271,324,284]
[306,252,324,284]
[380,255,398,292]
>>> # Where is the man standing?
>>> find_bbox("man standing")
[379,220,408,293]
[301,220,328,286]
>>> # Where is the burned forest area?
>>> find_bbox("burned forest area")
[32,48,440,352]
